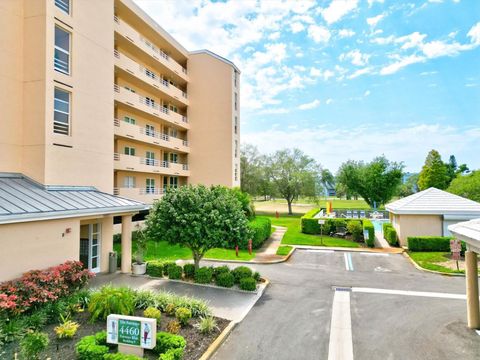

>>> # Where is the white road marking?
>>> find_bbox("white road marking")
[359,253,390,257]
[344,253,350,271]
[305,249,335,253]
[328,290,354,360]
[475,330,480,336]
[352,287,466,300]
[344,253,354,271]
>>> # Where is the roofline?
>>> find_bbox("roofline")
[386,207,480,216]
[119,0,189,57]
[189,49,241,73]
[0,204,149,225]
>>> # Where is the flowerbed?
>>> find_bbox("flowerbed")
[147,262,262,291]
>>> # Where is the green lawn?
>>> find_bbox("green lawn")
[267,216,360,248]
[276,245,293,256]
[408,252,463,274]
[114,240,256,262]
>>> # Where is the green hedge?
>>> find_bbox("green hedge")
[362,220,375,248]
[247,217,272,249]
[407,236,465,252]
[146,260,164,277]
[383,223,398,246]
[301,209,321,234]
[302,210,365,236]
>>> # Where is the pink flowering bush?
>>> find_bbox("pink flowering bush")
[0,261,93,315]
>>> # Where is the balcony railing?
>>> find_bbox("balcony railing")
[114,15,187,78]
[114,153,189,176]
[139,188,164,195]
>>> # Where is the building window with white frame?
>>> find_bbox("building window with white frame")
[54,88,70,135]
[124,146,135,156]
[55,0,70,14]
[234,92,238,111]
[124,116,136,125]
[170,176,178,188]
[234,116,238,134]
[234,70,238,88]
[123,176,135,188]
[54,26,70,74]
[146,178,155,194]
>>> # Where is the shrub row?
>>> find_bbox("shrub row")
[247,217,272,249]
[406,236,465,252]
[302,210,366,236]
[301,209,321,234]
[362,220,375,248]
[0,260,93,315]
[383,223,398,246]
[146,262,260,291]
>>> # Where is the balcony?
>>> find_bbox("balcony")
[114,50,188,106]
[114,119,190,153]
[114,84,189,129]
[114,187,163,204]
[114,15,188,82]
[114,153,190,176]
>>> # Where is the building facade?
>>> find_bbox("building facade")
[0,0,240,281]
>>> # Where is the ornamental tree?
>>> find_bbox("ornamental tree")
[418,149,449,190]
[145,185,251,269]
[447,170,480,202]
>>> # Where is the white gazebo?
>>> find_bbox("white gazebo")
[449,219,480,329]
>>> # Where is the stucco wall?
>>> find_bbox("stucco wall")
[393,214,443,247]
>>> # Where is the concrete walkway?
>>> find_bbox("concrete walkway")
[374,228,391,248]
[253,226,287,262]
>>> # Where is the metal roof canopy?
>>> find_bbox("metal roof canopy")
[0,173,147,224]
[449,218,480,254]
[386,187,480,215]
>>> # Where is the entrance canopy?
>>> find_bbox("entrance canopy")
[449,218,480,253]
[0,173,147,224]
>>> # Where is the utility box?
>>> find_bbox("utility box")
[109,252,118,273]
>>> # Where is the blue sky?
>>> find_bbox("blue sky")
[134,0,480,172]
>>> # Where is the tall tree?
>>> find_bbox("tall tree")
[145,185,251,269]
[396,173,419,197]
[418,150,449,190]
[267,148,319,215]
[240,144,262,195]
[447,171,480,202]
[336,160,361,200]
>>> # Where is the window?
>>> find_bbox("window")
[124,116,136,125]
[146,178,155,194]
[145,68,156,79]
[55,0,70,14]
[145,97,155,108]
[163,176,168,191]
[234,92,238,111]
[123,176,135,188]
[54,88,70,135]
[235,164,238,181]
[146,124,155,137]
[124,147,135,156]
[146,151,155,166]
[169,104,178,113]
[234,70,238,88]
[54,26,70,74]
[234,116,238,134]
[124,86,136,93]
[235,140,238,158]
[170,153,178,164]
[170,176,178,188]
[169,127,178,138]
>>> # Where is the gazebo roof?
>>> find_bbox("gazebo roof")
[449,218,480,253]
[386,187,480,215]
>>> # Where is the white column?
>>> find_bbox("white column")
[465,250,480,329]
[121,215,132,273]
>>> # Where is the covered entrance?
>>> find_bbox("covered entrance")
[80,223,101,273]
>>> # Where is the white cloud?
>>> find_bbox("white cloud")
[367,13,385,27]
[320,0,359,25]
[298,99,321,110]
[467,22,480,45]
[380,55,425,75]
[268,32,281,40]
[349,67,374,79]
[364,90,371,96]
[309,67,335,80]
[307,24,331,43]
[396,32,427,49]
[367,0,384,6]
[326,98,334,105]
[338,29,355,38]
[420,71,438,76]
[243,124,480,172]
[290,22,305,33]
[259,107,290,114]
[339,49,371,66]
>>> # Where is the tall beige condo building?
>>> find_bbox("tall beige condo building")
[0,0,240,281]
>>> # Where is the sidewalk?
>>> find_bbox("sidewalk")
[253,226,287,262]
[374,229,391,249]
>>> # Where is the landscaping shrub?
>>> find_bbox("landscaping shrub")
[104,354,143,360]
[362,220,375,248]
[194,267,213,284]
[248,217,272,248]
[146,260,164,277]
[301,209,321,234]
[165,303,177,316]
[183,264,195,279]
[383,223,398,246]
[0,317,24,342]
[159,348,184,360]
[195,316,218,335]
[143,306,161,322]
[253,271,261,282]
[154,332,187,356]
[20,331,49,360]
[215,272,235,288]
[23,308,48,331]
[239,277,257,291]
[75,332,109,360]
[166,320,181,334]
[347,221,363,241]
[54,319,80,339]
[88,285,135,321]
[213,265,230,279]
[134,290,157,309]
[168,265,183,280]
[153,291,211,318]
[175,307,192,326]
[324,218,348,235]
[232,266,253,284]
[94,330,108,345]
[0,260,93,315]
[407,236,462,252]
[42,298,70,324]
[162,262,176,277]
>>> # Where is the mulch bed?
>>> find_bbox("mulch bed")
[2,310,229,360]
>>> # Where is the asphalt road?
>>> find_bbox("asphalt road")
[212,249,480,360]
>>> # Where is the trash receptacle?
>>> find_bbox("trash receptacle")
[109,252,117,273]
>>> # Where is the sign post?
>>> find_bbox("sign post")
[318,219,325,246]
[107,314,156,356]
[450,239,462,271]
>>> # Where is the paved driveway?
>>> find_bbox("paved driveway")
[212,250,480,360]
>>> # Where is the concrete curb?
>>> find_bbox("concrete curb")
[199,321,237,360]
[293,245,404,254]
[402,252,466,277]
